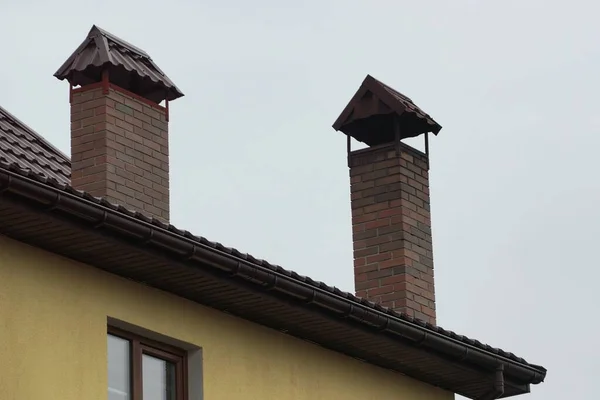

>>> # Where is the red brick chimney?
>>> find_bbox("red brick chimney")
[333,75,442,325]
[54,26,184,222]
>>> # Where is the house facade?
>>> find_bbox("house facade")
[1,234,451,400]
[0,26,546,400]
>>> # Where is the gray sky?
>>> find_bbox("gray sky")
[2,0,597,398]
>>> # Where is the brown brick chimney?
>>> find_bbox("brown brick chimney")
[54,26,184,222]
[333,75,442,325]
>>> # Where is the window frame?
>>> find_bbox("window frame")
[108,326,188,400]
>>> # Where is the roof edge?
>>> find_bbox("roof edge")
[91,25,150,58]
[0,163,547,391]
[53,33,95,81]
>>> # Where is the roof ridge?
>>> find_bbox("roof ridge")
[0,105,71,164]
[91,25,150,59]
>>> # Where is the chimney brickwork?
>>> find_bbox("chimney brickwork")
[70,86,170,221]
[333,75,441,324]
[350,142,436,324]
[55,25,183,223]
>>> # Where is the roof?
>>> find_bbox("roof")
[54,25,183,103]
[333,75,442,146]
[0,106,70,184]
[0,107,546,399]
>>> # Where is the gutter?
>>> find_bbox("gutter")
[478,365,505,400]
[0,168,546,389]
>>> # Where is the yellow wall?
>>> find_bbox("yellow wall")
[0,235,453,400]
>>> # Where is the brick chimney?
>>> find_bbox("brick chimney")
[54,26,184,222]
[333,75,442,325]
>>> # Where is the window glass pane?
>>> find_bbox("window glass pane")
[108,334,131,400]
[143,354,176,400]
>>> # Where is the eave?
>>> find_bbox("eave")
[0,163,546,399]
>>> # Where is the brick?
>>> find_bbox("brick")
[378,240,404,252]
[372,159,397,171]
[378,207,402,218]
[81,98,105,111]
[142,137,161,152]
[77,179,106,193]
[364,202,391,214]
[360,185,391,198]
[71,141,95,155]
[364,219,390,230]
[70,85,170,223]
[361,169,388,182]
[352,212,377,224]
[134,191,153,205]
[400,151,413,163]
[351,196,376,209]
[133,141,153,157]
[143,105,162,120]
[115,103,134,116]
[374,175,402,187]
[374,190,403,203]
[393,267,418,280]
[152,198,169,210]
[355,281,375,291]
[133,158,153,172]
[146,171,163,185]
[351,142,435,325]
[380,275,409,285]
[106,106,126,121]
[354,257,366,267]
[150,166,169,180]
[354,247,379,258]
[350,180,375,192]
[377,223,404,236]
[71,108,94,122]
[125,114,144,128]
[115,118,134,132]
[151,118,168,131]
[354,271,368,281]
[353,229,377,241]
[364,235,393,247]
[143,203,165,217]
[366,285,395,297]
[125,98,144,112]
[72,157,95,169]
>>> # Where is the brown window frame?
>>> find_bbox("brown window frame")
[108,326,188,400]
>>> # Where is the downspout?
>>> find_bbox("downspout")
[478,365,505,400]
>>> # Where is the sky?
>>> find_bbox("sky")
[1,0,598,398]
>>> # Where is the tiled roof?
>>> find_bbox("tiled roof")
[0,105,546,398]
[0,106,70,184]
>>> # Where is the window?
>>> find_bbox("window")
[108,327,187,400]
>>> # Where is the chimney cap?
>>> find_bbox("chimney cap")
[332,75,441,147]
[54,25,184,103]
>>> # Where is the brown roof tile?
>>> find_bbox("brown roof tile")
[0,106,70,184]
